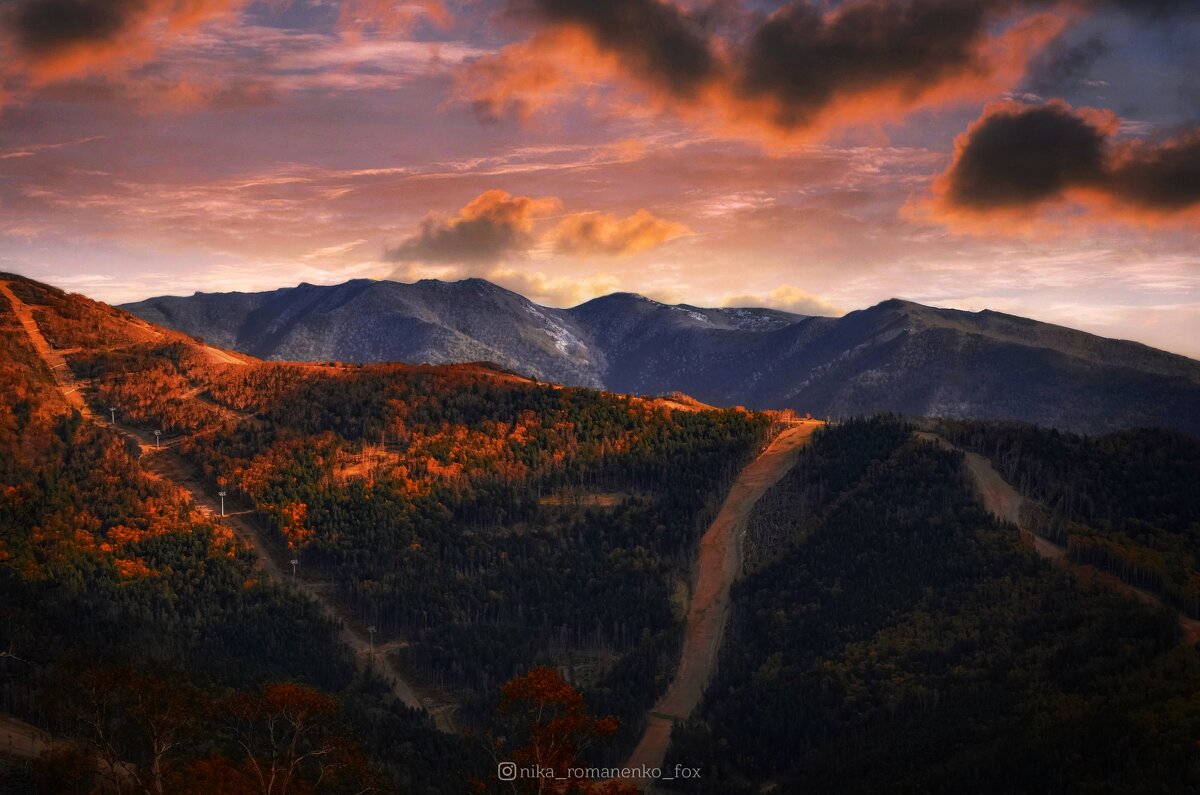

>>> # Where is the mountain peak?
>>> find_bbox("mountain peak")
[407,276,528,300]
[871,297,926,312]
[115,275,1200,435]
[576,291,657,306]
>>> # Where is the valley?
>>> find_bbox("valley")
[666,419,1200,793]
[924,431,1200,643]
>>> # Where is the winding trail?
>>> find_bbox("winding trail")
[0,281,92,418]
[920,433,1200,644]
[1,279,453,731]
[626,421,821,782]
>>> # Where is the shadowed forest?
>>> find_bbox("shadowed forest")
[667,418,1200,793]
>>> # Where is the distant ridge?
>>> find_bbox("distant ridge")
[122,277,1200,435]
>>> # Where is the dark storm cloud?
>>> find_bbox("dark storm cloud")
[0,0,244,92]
[482,0,1200,137]
[737,0,1020,129]
[937,101,1200,218]
[7,0,147,54]
[943,101,1109,209]
[485,0,1069,136]
[511,0,718,96]
[1107,131,1200,211]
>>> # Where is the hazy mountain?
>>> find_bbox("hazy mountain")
[123,278,1200,435]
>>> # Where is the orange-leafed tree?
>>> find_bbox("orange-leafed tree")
[480,666,635,795]
[279,501,313,549]
[225,682,377,795]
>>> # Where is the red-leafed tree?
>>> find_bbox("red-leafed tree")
[224,682,377,795]
[480,666,635,795]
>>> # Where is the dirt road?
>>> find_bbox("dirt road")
[2,280,451,731]
[625,421,821,780]
[922,433,1200,644]
[0,713,51,760]
[0,281,92,418]
[202,344,248,366]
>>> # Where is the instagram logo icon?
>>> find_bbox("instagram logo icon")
[498,762,517,781]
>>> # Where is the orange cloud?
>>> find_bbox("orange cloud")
[1,0,246,85]
[550,209,689,257]
[458,0,1074,143]
[385,189,562,264]
[457,27,623,124]
[386,190,689,265]
[0,0,449,112]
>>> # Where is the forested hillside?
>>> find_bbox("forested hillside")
[667,419,1200,793]
[10,272,1200,793]
[0,273,770,788]
[938,420,1200,618]
[170,357,768,740]
[0,275,471,792]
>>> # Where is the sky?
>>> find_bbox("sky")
[1,0,1198,357]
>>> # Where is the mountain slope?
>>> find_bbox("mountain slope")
[728,300,1200,434]
[9,271,1200,792]
[0,277,465,791]
[122,279,1200,434]
[0,271,771,783]
[126,278,607,387]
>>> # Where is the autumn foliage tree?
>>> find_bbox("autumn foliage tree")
[480,667,636,795]
[279,501,312,549]
[1,274,764,791]
[224,682,376,795]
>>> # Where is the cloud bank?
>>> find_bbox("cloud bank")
[461,0,1075,140]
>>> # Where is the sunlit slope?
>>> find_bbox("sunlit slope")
[3,271,777,760]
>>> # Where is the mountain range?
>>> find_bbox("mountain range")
[122,278,1200,435]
